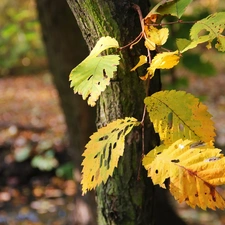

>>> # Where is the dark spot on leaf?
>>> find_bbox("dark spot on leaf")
[98,82,100,85]
[91,176,94,182]
[103,146,107,159]
[123,125,130,135]
[179,123,184,131]
[190,141,205,148]
[195,193,198,197]
[111,128,119,133]
[87,75,93,80]
[109,143,112,151]
[117,130,123,140]
[155,169,158,174]
[157,152,161,155]
[171,159,180,163]
[113,142,117,149]
[103,69,108,79]
[94,153,99,159]
[107,148,111,169]
[167,112,173,129]
[99,135,109,141]
[100,154,103,167]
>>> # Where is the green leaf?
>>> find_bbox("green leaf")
[190,12,225,52]
[81,117,140,194]
[69,37,120,106]
[144,90,215,144]
[156,0,193,18]
[176,37,209,53]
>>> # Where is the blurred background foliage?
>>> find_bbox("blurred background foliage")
[0,0,46,76]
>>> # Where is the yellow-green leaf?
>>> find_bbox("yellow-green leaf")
[143,139,225,210]
[176,36,210,53]
[144,90,215,144]
[69,37,120,106]
[81,117,140,194]
[215,35,225,52]
[190,12,225,52]
[89,36,119,57]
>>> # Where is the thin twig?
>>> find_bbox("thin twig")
[119,32,143,50]
[151,20,196,27]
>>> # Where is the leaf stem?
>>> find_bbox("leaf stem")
[132,4,152,64]
[119,32,143,50]
[151,19,196,27]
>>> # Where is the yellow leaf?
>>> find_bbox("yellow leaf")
[145,38,156,51]
[143,139,225,210]
[81,117,140,194]
[146,51,180,79]
[144,90,215,144]
[145,26,169,50]
[131,55,148,71]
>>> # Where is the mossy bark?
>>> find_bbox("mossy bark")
[67,1,187,225]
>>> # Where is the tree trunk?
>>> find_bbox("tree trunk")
[66,1,187,225]
[36,1,97,224]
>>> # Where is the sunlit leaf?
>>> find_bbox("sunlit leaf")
[89,36,119,57]
[145,26,169,50]
[81,117,140,194]
[176,36,209,53]
[144,51,180,79]
[190,12,225,52]
[144,90,215,144]
[70,37,120,106]
[143,139,225,210]
[215,35,225,52]
[131,55,147,71]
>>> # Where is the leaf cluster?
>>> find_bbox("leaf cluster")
[69,0,225,210]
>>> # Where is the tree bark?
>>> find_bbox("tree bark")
[35,1,97,224]
[66,1,187,225]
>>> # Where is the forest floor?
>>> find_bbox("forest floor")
[0,67,224,224]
